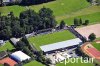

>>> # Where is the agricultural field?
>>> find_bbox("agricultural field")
[24,61,44,66]
[28,30,75,50]
[56,59,94,66]
[0,41,14,52]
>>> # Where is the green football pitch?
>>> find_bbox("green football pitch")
[28,30,75,50]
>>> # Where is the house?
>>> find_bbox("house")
[0,0,2,5]
[10,38,20,46]
[0,0,22,6]
[0,51,8,59]
[0,40,5,45]
[0,57,17,66]
[1,0,11,5]
[10,51,31,62]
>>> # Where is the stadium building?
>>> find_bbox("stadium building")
[40,38,82,54]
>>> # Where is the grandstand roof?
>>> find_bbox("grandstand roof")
[40,38,82,52]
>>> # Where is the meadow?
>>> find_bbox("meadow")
[92,42,100,51]
[0,0,90,17]
[60,12,100,25]
[0,41,14,52]
[24,61,44,66]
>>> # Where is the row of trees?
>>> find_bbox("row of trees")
[74,18,89,26]
[21,0,55,5]
[16,36,34,58]
[35,51,51,65]
[0,7,57,40]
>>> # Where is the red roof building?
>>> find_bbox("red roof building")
[0,57,17,66]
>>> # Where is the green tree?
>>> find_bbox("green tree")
[84,20,89,25]
[0,12,1,17]
[60,20,66,29]
[16,41,26,49]
[74,18,79,26]
[79,18,82,25]
[88,33,96,41]
[0,8,57,40]
[22,46,31,56]
[45,58,52,65]
[39,7,57,29]
[21,36,30,46]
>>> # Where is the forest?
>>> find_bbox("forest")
[0,7,57,40]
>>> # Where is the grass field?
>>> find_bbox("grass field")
[56,59,94,66]
[0,41,14,52]
[24,61,44,66]
[56,6,100,20]
[57,5,100,25]
[29,0,90,16]
[0,0,89,17]
[0,6,26,16]
[0,64,2,66]
[28,30,75,50]
[92,42,100,51]
[59,12,100,25]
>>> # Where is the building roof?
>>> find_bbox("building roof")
[10,51,31,62]
[0,51,8,59]
[0,40,4,44]
[3,0,10,3]
[10,38,20,45]
[0,57,17,66]
[40,38,82,52]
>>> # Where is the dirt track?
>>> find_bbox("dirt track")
[75,24,100,39]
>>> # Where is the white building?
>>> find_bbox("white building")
[3,0,10,3]
[10,38,20,46]
[10,51,31,62]
[0,40,5,45]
